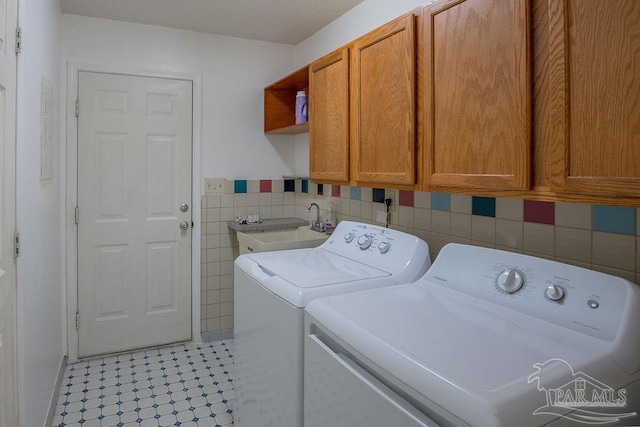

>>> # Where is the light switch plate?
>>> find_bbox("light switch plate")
[204,178,225,195]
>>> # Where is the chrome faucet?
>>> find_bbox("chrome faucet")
[307,203,324,232]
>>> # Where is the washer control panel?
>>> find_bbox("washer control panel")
[423,244,633,342]
[340,224,395,254]
[324,221,430,280]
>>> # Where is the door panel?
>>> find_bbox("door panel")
[548,0,640,196]
[352,14,416,186]
[309,48,350,183]
[78,72,192,358]
[0,0,18,424]
[423,0,531,190]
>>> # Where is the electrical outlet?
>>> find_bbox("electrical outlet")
[384,190,397,211]
[204,178,225,195]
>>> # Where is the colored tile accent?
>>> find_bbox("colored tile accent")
[372,188,385,203]
[259,180,272,193]
[284,179,295,192]
[592,205,636,235]
[431,193,451,212]
[234,180,247,194]
[350,187,361,200]
[302,179,308,194]
[399,190,414,207]
[317,184,323,196]
[331,185,341,197]
[472,196,496,217]
[523,200,555,225]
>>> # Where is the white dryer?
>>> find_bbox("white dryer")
[304,243,640,427]
[233,221,431,427]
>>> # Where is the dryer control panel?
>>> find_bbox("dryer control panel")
[422,244,639,343]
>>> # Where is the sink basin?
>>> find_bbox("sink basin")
[237,226,328,254]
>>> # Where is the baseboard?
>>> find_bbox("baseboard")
[201,329,233,342]
[44,354,67,427]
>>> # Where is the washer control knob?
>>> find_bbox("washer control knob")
[497,269,524,293]
[546,284,565,301]
[357,234,373,250]
[378,241,391,254]
[344,232,355,243]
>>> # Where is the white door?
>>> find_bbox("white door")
[0,0,19,425]
[77,72,193,358]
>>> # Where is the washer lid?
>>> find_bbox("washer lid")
[239,248,393,308]
[247,248,390,288]
[306,283,626,427]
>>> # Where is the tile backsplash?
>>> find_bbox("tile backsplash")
[201,179,640,335]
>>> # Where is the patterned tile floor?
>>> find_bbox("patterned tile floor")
[52,340,234,427]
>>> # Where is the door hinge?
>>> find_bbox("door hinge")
[75,206,79,224]
[15,27,22,54]
[75,100,79,118]
[13,232,20,258]
[75,312,79,330]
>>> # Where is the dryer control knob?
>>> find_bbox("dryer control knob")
[344,232,355,243]
[357,234,373,250]
[497,269,524,293]
[546,284,565,301]
[378,241,391,254]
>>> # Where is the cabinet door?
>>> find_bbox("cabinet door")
[352,14,417,186]
[309,48,350,183]
[423,0,531,190]
[548,0,640,197]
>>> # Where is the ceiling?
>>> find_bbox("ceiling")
[58,0,366,45]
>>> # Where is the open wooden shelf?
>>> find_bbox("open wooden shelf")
[264,65,309,134]
[265,122,309,135]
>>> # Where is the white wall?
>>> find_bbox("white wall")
[292,0,428,177]
[16,0,64,426]
[62,15,297,180]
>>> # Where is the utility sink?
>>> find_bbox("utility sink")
[237,226,328,254]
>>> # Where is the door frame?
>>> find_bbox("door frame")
[64,62,202,363]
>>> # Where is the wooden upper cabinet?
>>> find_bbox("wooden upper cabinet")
[352,14,417,186]
[423,0,532,191]
[548,0,640,197]
[309,48,350,183]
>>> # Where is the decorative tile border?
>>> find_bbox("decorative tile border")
[431,193,451,212]
[284,179,295,192]
[472,196,496,217]
[524,200,555,225]
[350,187,361,200]
[234,179,247,194]
[592,205,636,235]
[259,180,272,192]
[399,190,414,207]
[372,188,385,203]
[200,179,640,335]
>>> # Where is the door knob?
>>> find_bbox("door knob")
[180,203,189,212]
[180,221,190,230]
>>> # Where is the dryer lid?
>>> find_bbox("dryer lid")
[306,282,630,427]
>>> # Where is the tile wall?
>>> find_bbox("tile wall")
[201,179,640,335]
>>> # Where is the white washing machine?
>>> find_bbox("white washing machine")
[304,243,640,427]
[233,220,431,427]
